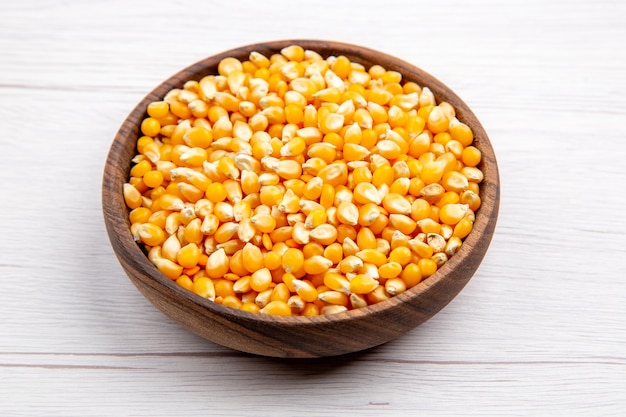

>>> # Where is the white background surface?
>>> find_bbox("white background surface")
[1,0,625,415]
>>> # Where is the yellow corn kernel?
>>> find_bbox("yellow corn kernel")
[320,305,348,315]
[259,185,284,207]
[260,300,292,316]
[217,57,243,76]
[363,286,389,305]
[398,263,422,289]
[462,146,482,167]
[292,279,318,302]
[192,276,216,300]
[123,183,143,209]
[285,295,304,313]
[385,277,407,296]
[318,290,349,306]
[147,100,170,119]
[300,207,325,229]
[303,255,333,275]
[301,157,326,177]
[407,237,433,258]
[453,217,474,239]
[418,258,438,277]
[371,237,389,255]
[205,248,230,279]
[460,190,481,211]
[151,257,182,280]
[282,247,304,273]
[388,246,412,266]
[269,283,290,303]
[231,275,251,294]
[353,227,375,250]
[320,273,348,295]
[205,182,228,203]
[335,201,359,226]
[389,177,410,196]
[216,157,239,181]
[221,179,242,204]
[373,140,401,160]
[212,221,237,244]
[176,243,200,268]
[449,120,474,147]
[129,207,152,225]
[368,211,388,235]
[280,136,306,157]
[298,303,318,316]
[278,189,300,214]
[250,212,277,234]
[351,167,372,186]
[435,191,461,209]
[239,171,260,196]
[305,144,335,166]
[379,262,403,279]
[353,182,382,205]
[415,217,440,234]
[137,223,165,246]
[183,126,213,148]
[355,249,387,267]
[439,203,469,225]
[177,182,203,203]
[350,274,379,295]
[250,268,272,292]
[224,250,245,276]
[468,181,480,195]
[239,302,260,313]
[343,142,370,162]
[354,204,378,228]
[315,184,334,210]
[219,295,242,309]
[141,169,163,188]
[239,242,263,273]
[318,162,348,187]
[236,218,256,243]
[255,288,272,308]
[371,164,393,188]
[387,213,416,235]
[130,160,152,179]
[309,223,337,246]
[174,274,194,292]
[409,199,430,222]
[140,117,161,137]
[214,279,235,299]
[269,226,293,243]
[313,86,342,103]
[272,159,301,180]
[426,106,449,134]
[382,193,412,215]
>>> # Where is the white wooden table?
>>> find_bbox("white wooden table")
[2,0,625,415]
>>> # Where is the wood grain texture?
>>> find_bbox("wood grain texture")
[1,0,625,415]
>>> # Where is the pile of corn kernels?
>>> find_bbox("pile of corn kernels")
[123,45,483,316]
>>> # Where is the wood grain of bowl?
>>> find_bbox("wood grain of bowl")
[102,40,500,358]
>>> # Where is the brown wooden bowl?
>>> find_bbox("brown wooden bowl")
[102,40,500,358]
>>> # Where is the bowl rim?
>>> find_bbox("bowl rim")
[103,39,500,328]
